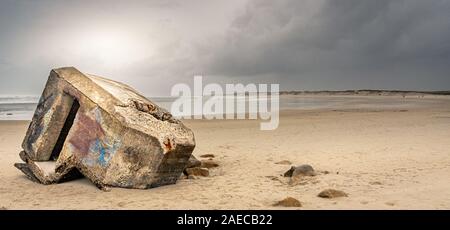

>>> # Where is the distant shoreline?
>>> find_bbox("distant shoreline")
[280,90,450,96]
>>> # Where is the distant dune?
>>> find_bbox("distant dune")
[280,90,450,96]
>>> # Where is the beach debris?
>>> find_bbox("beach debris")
[14,67,195,190]
[6,113,13,116]
[201,159,219,168]
[186,155,202,169]
[185,167,209,177]
[275,160,292,165]
[283,164,316,177]
[200,154,215,158]
[183,154,218,170]
[273,197,302,207]
[183,155,207,176]
[317,189,348,198]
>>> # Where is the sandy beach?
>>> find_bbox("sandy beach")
[1,95,450,210]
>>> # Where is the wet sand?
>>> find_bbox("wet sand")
[1,95,450,209]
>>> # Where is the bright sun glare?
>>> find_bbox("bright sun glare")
[70,28,153,67]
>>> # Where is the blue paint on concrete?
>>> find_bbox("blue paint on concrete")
[89,138,121,167]
[97,140,107,166]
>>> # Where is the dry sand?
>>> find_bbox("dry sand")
[1,95,450,209]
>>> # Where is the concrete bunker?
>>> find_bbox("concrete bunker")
[15,67,196,189]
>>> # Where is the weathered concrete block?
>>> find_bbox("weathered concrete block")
[15,67,195,189]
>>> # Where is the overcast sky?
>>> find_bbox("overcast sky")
[1,0,449,96]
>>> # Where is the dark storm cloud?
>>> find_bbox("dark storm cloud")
[0,0,449,95]
[203,0,450,90]
[0,0,245,95]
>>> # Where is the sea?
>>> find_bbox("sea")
[0,94,422,120]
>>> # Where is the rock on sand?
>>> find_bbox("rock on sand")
[317,189,348,198]
[186,155,202,168]
[201,160,219,168]
[273,197,302,207]
[284,164,316,177]
[185,167,209,177]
